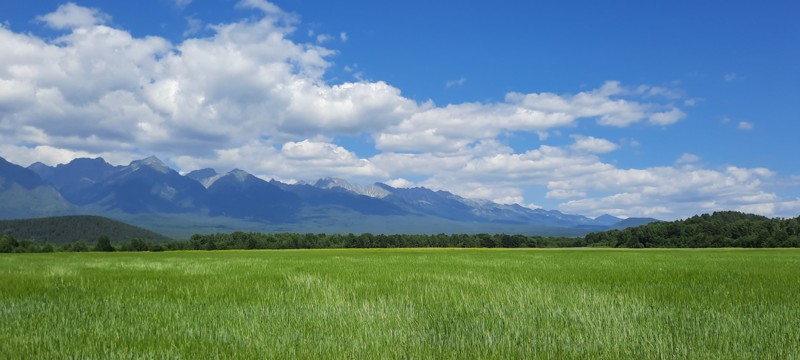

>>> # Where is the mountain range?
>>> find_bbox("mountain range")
[0,155,657,238]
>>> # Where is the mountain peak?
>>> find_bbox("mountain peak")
[314,177,350,188]
[27,162,55,178]
[228,169,251,182]
[67,157,108,165]
[130,156,170,174]
[28,161,52,169]
[0,156,46,189]
[314,177,390,198]
[594,214,623,226]
[186,168,217,179]
[185,168,221,188]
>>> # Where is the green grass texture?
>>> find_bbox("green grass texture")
[2,248,798,359]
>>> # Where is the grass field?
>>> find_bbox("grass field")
[1,249,799,359]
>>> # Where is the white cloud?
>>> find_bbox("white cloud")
[446,77,466,88]
[340,32,348,42]
[724,73,738,82]
[375,81,683,153]
[737,121,754,130]
[777,200,800,215]
[384,178,414,188]
[374,135,790,219]
[36,3,110,29]
[683,98,700,106]
[369,140,790,218]
[183,16,203,37]
[316,34,332,43]
[172,139,385,180]
[570,135,618,154]
[0,143,137,168]
[508,81,684,128]
[546,189,587,199]
[554,165,778,218]
[1,4,688,164]
[279,81,418,136]
[648,107,686,125]
[174,0,192,8]
[676,153,700,164]
[636,85,683,99]
[282,140,346,160]
[236,0,286,17]
[3,2,426,162]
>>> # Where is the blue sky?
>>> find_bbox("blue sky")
[0,0,798,219]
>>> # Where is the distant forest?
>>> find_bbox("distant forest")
[584,211,800,248]
[0,216,171,244]
[1,211,799,253]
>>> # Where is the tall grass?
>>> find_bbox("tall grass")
[1,249,798,359]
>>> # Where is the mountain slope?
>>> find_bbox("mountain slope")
[0,215,171,244]
[27,162,55,180]
[374,183,600,227]
[207,169,300,221]
[185,168,221,188]
[278,181,406,216]
[1,156,46,190]
[76,156,209,213]
[29,157,120,203]
[594,214,624,226]
[0,157,73,218]
[314,177,391,198]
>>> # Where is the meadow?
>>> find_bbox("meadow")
[1,248,798,359]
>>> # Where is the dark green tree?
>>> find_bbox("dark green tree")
[94,235,115,252]
[0,235,19,253]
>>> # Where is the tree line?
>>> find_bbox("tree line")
[584,211,800,248]
[2,211,799,253]
[0,232,586,253]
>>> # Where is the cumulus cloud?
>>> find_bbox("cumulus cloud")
[2,3,687,164]
[374,80,687,153]
[676,153,700,164]
[570,135,618,154]
[555,165,779,218]
[369,139,789,218]
[315,34,332,43]
[648,108,686,125]
[1,2,425,162]
[36,3,111,29]
[384,178,414,188]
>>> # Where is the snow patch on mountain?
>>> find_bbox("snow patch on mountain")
[314,177,391,198]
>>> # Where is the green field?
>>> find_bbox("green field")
[1,249,799,359]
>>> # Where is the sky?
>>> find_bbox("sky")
[0,0,798,219]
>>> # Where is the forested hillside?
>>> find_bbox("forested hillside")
[585,211,800,248]
[0,216,171,244]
